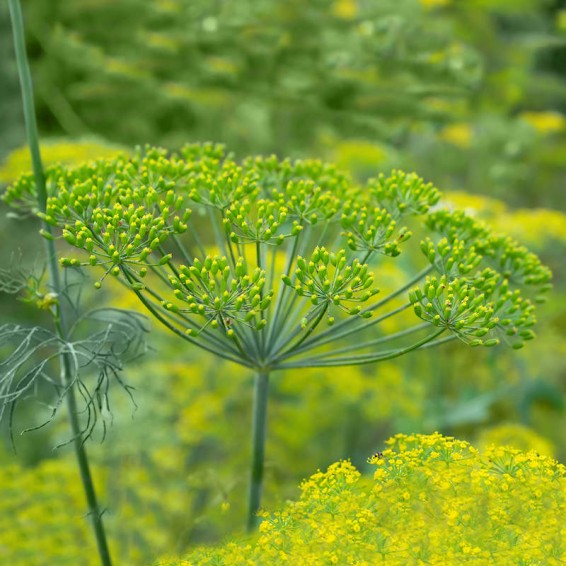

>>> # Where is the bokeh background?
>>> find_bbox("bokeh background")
[1,0,565,564]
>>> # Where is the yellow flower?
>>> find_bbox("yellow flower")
[520,111,566,134]
[477,423,554,457]
[420,0,450,9]
[331,0,358,20]
[330,139,389,173]
[497,208,566,247]
[439,123,473,148]
[0,140,127,184]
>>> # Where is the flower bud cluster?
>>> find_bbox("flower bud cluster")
[367,169,441,218]
[334,169,439,259]
[412,265,539,349]
[410,276,499,346]
[411,207,552,347]
[37,158,191,280]
[426,209,489,243]
[224,198,298,245]
[180,141,226,163]
[272,179,341,225]
[486,234,552,291]
[282,247,379,320]
[2,166,63,212]
[426,210,551,297]
[248,155,352,200]
[487,278,536,349]
[186,159,258,210]
[4,142,551,364]
[341,203,411,256]
[165,256,272,334]
[122,146,198,193]
[420,237,481,278]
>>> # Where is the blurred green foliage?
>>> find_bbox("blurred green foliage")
[1,0,566,563]
[3,0,565,206]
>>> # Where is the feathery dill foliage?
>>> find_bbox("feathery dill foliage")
[0,304,148,444]
[161,433,566,566]
[3,143,551,371]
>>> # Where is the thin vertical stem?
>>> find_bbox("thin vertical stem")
[59,352,113,566]
[8,1,112,564]
[247,370,270,531]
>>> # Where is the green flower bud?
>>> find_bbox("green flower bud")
[39,229,54,240]
[62,230,76,245]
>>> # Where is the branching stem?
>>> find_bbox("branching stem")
[122,270,251,366]
[277,328,446,368]
[286,322,431,364]
[285,264,433,356]
[266,232,301,345]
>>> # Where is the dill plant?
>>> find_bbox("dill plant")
[3,3,146,564]
[3,143,552,530]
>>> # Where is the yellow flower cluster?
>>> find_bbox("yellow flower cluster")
[444,191,566,248]
[164,433,565,565]
[496,208,566,248]
[439,123,473,148]
[331,0,359,20]
[419,0,450,9]
[0,139,126,184]
[328,138,390,172]
[520,112,566,135]
[0,451,197,565]
[0,458,104,565]
[477,423,555,457]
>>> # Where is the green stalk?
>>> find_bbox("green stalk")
[266,222,314,350]
[279,302,412,360]
[256,241,266,357]
[299,265,434,350]
[8,2,112,564]
[277,328,446,368]
[287,322,430,363]
[122,270,251,366]
[209,208,229,259]
[266,231,301,345]
[247,369,270,531]
[275,303,328,358]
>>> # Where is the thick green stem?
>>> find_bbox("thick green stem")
[247,370,270,531]
[8,1,112,564]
